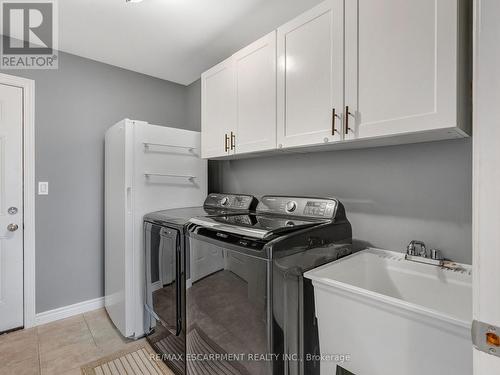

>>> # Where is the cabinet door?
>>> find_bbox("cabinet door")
[201,58,236,158]
[234,31,277,154]
[345,0,458,140]
[277,0,344,148]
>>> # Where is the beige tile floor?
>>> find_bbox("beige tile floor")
[0,308,147,375]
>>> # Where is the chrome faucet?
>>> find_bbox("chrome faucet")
[407,240,427,257]
[405,240,444,267]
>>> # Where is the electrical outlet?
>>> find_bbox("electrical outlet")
[38,182,48,195]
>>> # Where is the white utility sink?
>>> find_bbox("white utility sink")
[304,248,472,375]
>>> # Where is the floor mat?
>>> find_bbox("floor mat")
[152,333,185,375]
[81,342,173,375]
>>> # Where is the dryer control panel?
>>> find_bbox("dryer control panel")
[257,196,339,219]
[204,193,257,210]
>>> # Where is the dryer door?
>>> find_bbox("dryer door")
[144,222,182,336]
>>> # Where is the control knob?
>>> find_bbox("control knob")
[285,201,297,213]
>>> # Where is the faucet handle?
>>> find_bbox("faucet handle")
[430,249,443,260]
[418,244,427,258]
[407,240,427,257]
[406,242,415,255]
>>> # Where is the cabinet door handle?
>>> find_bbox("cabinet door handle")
[345,106,353,135]
[230,131,235,150]
[224,134,229,152]
[332,108,341,135]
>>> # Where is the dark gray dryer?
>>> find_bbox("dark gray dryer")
[143,193,258,375]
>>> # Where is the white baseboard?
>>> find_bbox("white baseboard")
[35,297,105,326]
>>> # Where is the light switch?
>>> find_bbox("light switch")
[38,182,48,195]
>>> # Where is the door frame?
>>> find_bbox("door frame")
[0,73,36,328]
[472,0,500,371]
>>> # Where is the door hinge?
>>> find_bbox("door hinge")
[472,320,500,357]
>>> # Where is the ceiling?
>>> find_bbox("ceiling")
[58,0,322,85]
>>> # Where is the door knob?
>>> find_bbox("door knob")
[7,224,19,232]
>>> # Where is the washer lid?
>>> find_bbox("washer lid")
[188,214,328,239]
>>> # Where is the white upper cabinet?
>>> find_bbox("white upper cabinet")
[344,0,470,141]
[200,0,470,159]
[201,58,236,158]
[234,31,277,154]
[277,0,344,149]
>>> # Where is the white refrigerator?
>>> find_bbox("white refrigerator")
[104,119,207,339]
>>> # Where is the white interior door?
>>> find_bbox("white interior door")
[234,31,277,154]
[0,84,24,332]
[473,0,500,371]
[344,0,458,140]
[277,0,344,148]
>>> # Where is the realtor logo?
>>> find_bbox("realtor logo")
[0,0,58,69]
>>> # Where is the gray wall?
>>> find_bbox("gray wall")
[185,79,201,131]
[212,140,472,263]
[2,52,190,313]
